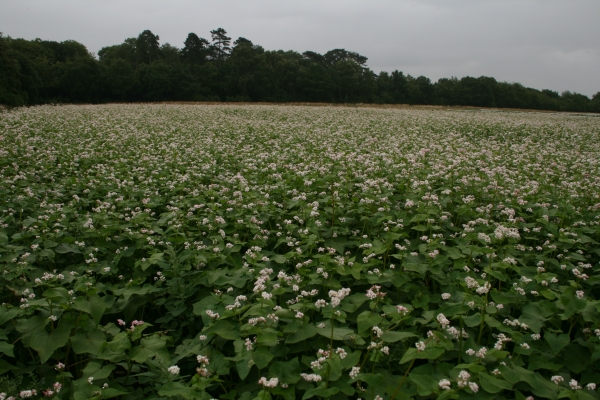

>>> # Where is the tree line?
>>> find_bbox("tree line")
[1,29,599,112]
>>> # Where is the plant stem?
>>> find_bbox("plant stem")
[329,314,335,355]
[477,290,489,345]
[390,358,416,400]
[458,315,464,364]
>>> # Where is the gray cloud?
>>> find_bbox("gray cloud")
[2,0,599,96]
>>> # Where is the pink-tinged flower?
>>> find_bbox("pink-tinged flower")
[300,373,322,382]
[258,377,279,388]
[197,355,209,365]
[19,389,37,398]
[457,370,470,388]
[366,285,386,300]
[569,379,581,390]
[437,313,450,328]
[396,305,409,315]
[130,320,144,330]
[439,379,451,390]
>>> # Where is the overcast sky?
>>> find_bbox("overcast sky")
[2,0,599,97]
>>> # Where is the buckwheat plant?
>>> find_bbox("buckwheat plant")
[0,104,598,399]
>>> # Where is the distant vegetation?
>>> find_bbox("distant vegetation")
[1,29,599,112]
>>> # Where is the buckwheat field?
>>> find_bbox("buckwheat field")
[1,104,600,400]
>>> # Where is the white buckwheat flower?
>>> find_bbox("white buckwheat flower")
[439,379,452,390]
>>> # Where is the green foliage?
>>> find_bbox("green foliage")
[0,105,599,399]
[0,30,597,111]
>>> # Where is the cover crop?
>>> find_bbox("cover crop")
[0,104,599,400]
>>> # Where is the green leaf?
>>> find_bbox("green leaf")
[73,379,99,400]
[564,344,591,374]
[545,333,570,355]
[325,356,342,382]
[271,387,294,400]
[207,268,228,284]
[206,320,241,341]
[54,243,81,254]
[236,351,253,380]
[100,387,129,399]
[18,315,75,363]
[285,322,317,344]
[256,328,279,347]
[272,254,287,264]
[403,262,428,274]
[302,386,339,400]
[268,357,301,384]
[575,391,597,400]
[316,322,357,341]
[358,372,385,387]
[340,350,361,369]
[82,361,115,380]
[0,307,20,325]
[381,331,417,343]
[400,346,445,364]
[71,328,106,356]
[349,263,363,280]
[561,287,587,318]
[129,322,151,341]
[357,311,382,334]
[73,294,106,325]
[0,341,14,357]
[499,366,557,399]
[519,303,545,333]
[42,287,70,302]
[158,382,195,398]
[254,390,272,400]
[129,335,169,363]
[0,359,15,374]
[490,290,520,304]
[463,313,483,327]
[341,293,368,313]
[478,372,512,393]
[192,295,219,316]
[528,355,562,372]
[97,332,131,362]
[253,347,274,369]
[410,365,439,396]
[446,247,466,259]
[437,390,460,400]
[329,378,355,396]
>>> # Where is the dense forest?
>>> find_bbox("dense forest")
[1,28,599,112]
